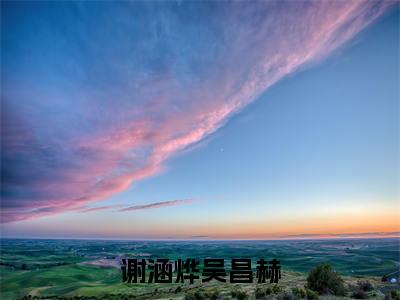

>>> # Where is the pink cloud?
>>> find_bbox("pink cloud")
[1,1,395,222]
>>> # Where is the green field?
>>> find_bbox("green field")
[0,238,399,299]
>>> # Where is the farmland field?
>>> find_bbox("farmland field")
[0,238,399,299]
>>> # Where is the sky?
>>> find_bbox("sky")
[1,1,399,239]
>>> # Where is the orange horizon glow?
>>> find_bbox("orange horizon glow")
[3,206,398,240]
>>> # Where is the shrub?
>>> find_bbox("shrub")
[237,290,249,300]
[305,288,319,299]
[255,287,265,299]
[209,290,219,300]
[194,290,207,300]
[231,289,237,298]
[352,289,368,299]
[266,287,273,295]
[175,286,182,293]
[231,288,249,299]
[391,290,400,300]
[272,284,283,294]
[184,293,195,300]
[292,287,306,299]
[357,280,374,292]
[306,263,345,295]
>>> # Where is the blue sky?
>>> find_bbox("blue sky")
[1,1,398,239]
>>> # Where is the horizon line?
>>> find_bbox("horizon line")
[1,234,399,242]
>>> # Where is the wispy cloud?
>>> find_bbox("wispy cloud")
[77,205,123,213]
[1,1,395,222]
[76,199,192,213]
[118,199,193,212]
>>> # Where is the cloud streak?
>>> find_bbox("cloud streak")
[1,1,396,222]
[76,199,192,213]
[118,199,193,212]
[77,205,123,213]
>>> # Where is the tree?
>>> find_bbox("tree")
[306,264,345,296]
